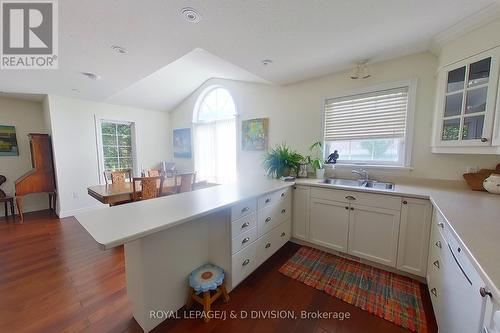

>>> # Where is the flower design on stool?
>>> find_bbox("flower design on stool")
[189,263,225,293]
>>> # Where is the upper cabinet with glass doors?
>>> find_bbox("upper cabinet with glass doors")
[432,48,500,154]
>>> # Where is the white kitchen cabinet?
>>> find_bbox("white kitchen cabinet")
[292,185,310,241]
[432,47,500,154]
[396,198,432,277]
[309,198,349,252]
[347,204,401,267]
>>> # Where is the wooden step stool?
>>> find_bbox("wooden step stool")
[186,263,229,322]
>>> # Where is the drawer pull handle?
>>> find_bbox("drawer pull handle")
[435,241,442,249]
[242,237,250,244]
[241,222,250,229]
[281,232,286,237]
[281,209,286,214]
[438,222,444,229]
[430,288,437,297]
[265,198,271,204]
[265,217,272,223]
[345,206,348,210]
[433,260,440,269]
[402,200,408,204]
[345,196,356,200]
[350,207,354,211]
[242,259,250,266]
[265,243,271,249]
[241,207,250,213]
[281,192,285,197]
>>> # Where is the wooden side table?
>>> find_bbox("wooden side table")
[0,196,15,221]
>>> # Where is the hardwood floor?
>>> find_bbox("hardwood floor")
[0,211,437,333]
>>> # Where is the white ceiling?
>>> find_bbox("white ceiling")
[0,0,498,111]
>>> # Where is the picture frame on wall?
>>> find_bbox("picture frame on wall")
[173,128,192,158]
[0,125,19,156]
[242,118,269,151]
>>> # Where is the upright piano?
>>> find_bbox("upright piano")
[15,133,57,222]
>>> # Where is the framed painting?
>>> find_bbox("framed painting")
[0,125,19,156]
[173,128,192,158]
[242,118,269,151]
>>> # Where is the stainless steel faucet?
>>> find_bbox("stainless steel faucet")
[352,169,369,181]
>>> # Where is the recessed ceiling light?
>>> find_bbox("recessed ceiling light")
[261,59,273,66]
[111,45,127,54]
[81,72,101,80]
[180,7,202,23]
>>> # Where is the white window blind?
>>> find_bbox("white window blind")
[324,87,409,141]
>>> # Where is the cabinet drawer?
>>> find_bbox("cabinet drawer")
[231,199,257,221]
[258,187,290,210]
[231,241,257,288]
[232,226,257,255]
[231,212,257,238]
[257,196,291,237]
[256,220,291,265]
[311,187,401,211]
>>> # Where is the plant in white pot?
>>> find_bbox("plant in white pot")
[306,141,325,179]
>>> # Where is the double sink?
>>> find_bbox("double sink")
[320,178,395,190]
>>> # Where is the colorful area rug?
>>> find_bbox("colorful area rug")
[279,246,428,333]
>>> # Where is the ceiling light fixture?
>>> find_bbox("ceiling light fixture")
[350,60,371,79]
[180,7,202,23]
[80,72,101,80]
[111,45,127,54]
[261,59,273,66]
[72,88,80,93]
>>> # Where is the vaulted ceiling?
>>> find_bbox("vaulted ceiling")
[0,0,498,111]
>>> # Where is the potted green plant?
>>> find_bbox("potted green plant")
[306,141,325,179]
[263,143,304,178]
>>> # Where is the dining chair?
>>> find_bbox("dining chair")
[132,176,163,201]
[104,169,132,185]
[177,172,196,193]
[147,169,161,177]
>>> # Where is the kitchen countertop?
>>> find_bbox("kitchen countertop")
[296,177,500,300]
[76,178,292,250]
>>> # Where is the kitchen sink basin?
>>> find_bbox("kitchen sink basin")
[363,181,395,190]
[320,178,364,187]
[319,178,395,190]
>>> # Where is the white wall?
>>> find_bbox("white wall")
[169,52,500,181]
[47,95,171,217]
[0,97,49,217]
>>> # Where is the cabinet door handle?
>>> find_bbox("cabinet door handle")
[430,288,437,297]
[265,217,272,223]
[433,260,440,269]
[402,200,408,205]
[241,207,250,213]
[242,259,250,266]
[481,137,489,143]
[345,196,356,200]
[350,207,354,211]
[265,242,271,249]
[281,232,286,237]
[480,287,493,298]
[281,192,285,197]
[242,237,250,244]
[241,222,250,229]
[345,206,349,210]
[265,198,271,204]
[281,209,286,214]
[437,222,444,229]
[435,241,442,249]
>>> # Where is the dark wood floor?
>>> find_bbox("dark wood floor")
[0,211,437,333]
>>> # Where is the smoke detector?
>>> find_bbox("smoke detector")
[111,45,127,54]
[261,59,273,66]
[180,7,202,23]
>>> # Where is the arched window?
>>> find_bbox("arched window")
[193,87,237,184]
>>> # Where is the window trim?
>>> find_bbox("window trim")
[321,79,417,168]
[95,117,138,184]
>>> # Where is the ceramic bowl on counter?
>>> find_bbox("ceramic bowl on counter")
[483,173,500,194]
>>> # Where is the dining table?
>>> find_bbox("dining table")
[87,178,178,205]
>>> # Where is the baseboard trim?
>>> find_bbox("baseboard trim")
[59,204,106,218]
